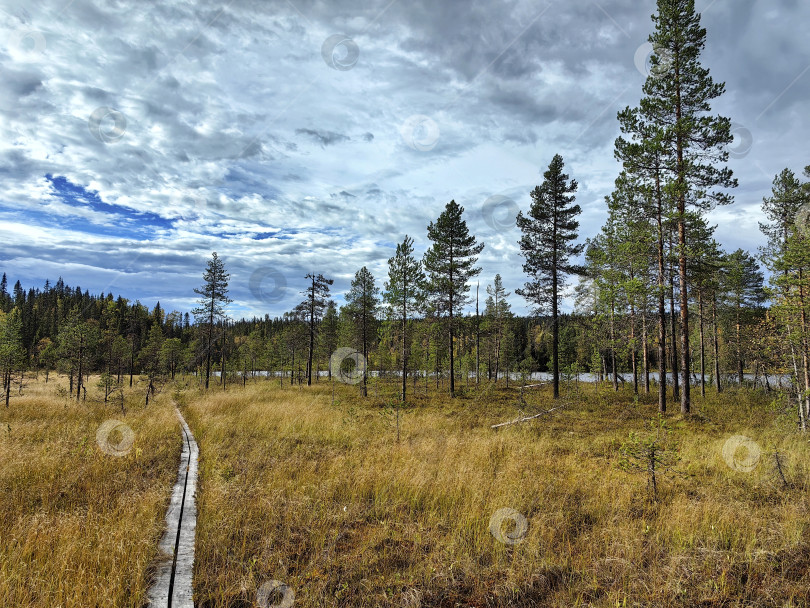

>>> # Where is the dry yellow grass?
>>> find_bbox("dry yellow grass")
[0,375,182,607]
[4,374,809,607]
[183,378,810,607]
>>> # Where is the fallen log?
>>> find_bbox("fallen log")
[491,405,565,429]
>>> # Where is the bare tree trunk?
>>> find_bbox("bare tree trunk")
[798,276,810,421]
[699,289,706,397]
[712,294,722,393]
[76,334,84,401]
[655,173,667,412]
[630,302,638,395]
[610,301,618,392]
[642,304,650,394]
[669,266,680,401]
[475,283,480,386]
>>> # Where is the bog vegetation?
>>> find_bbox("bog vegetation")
[2,1,810,606]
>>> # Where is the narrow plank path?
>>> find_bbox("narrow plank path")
[147,407,199,608]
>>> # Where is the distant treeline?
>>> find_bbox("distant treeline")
[0,268,773,402]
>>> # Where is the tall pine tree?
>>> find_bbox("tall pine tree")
[384,235,426,403]
[516,154,584,399]
[345,267,379,396]
[423,200,484,397]
[637,0,736,413]
[301,273,333,386]
[192,252,232,389]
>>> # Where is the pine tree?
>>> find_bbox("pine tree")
[423,200,484,397]
[139,322,165,402]
[615,115,671,411]
[721,249,765,385]
[345,267,379,396]
[516,154,584,399]
[760,168,810,427]
[485,274,512,385]
[320,300,339,381]
[760,169,805,265]
[192,252,232,389]
[301,273,333,386]
[0,308,25,407]
[637,0,737,413]
[384,235,426,402]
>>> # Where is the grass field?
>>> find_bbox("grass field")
[3,374,810,607]
[182,376,810,607]
[0,375,181,608]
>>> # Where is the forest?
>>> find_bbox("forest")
[2,151,809,426]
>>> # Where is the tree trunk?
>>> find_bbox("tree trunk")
[675,52,691,415]
[630,302,638,395]
[655,172,667,412]
[642,304,650,393]
[76,334,84,401]
[698,290,706,397]
[475,283,480,386]
[669,260,680,401]
[712,294,722,393]
[610,301,618,392]
[552,264,560,399]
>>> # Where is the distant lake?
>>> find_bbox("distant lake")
[213,369,791,387]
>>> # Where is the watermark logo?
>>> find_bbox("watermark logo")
[8,28,46,57]
[481,195,519,232]
[727,123,753,159]
[249,268,288,304]
[330,347,367,385]
[721,435,761,473]
[488,507,528,545]
[400,115,439,152]
[257,580,295,608]
[88,107,127,143]
[96,419,135,457]
[321,34,359,71]
[634,42,673,80]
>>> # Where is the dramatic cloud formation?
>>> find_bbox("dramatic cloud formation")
[1,0,808,318]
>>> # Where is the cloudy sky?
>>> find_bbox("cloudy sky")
[1,0,808,319]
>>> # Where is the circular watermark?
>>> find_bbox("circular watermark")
[488,507,528,545]
[9,29,46,57]
[249,268,287,304]
[721,435,761,473]
[481,195,519,232]
[172,190,210,218]
[795,202,810,238]
[727,123,753,159]
[257,580,295,608]
[96,419,135,457]
[321,34,359,71]
[634,42,673,80]
[330,347,367,385]
[400,115,439,152]
[88,106,127,143]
